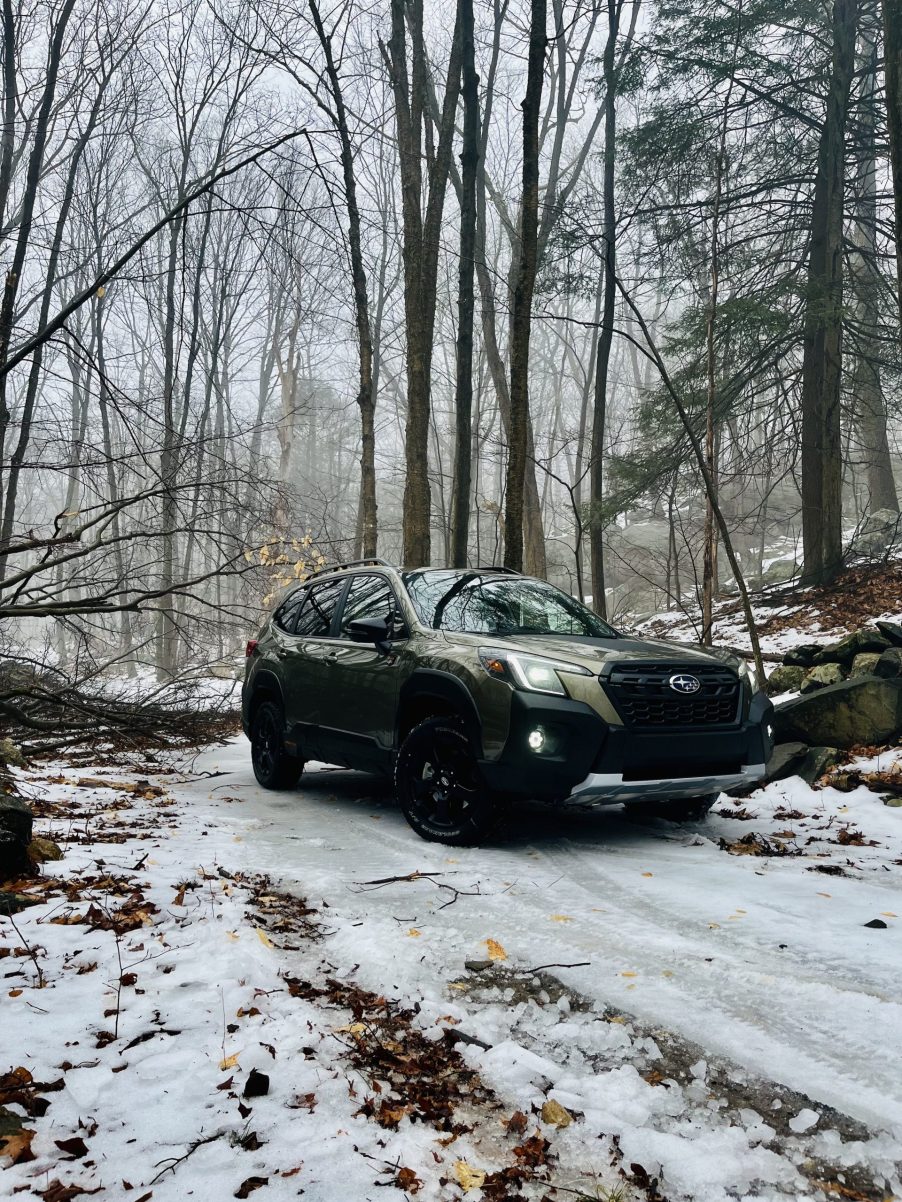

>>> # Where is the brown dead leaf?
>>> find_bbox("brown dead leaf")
[54,1136,89,1159]
[234,1176,268,1198]
[506,1110,528,1134]
[484,938,507,961]
[0,1126,35,1163]
[396,1166,422,1193]
[37,1183,103,1202]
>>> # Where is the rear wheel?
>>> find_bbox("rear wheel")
[395,718,506,845]
[251,700,303,789]
[625,794,717,823]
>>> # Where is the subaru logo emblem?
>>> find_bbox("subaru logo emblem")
[669,673,701,694]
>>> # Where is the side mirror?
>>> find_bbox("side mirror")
[348,616,393,653]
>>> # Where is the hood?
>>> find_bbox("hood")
[440,630,741,672]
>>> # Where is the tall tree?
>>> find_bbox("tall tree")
[383,0,461,567]
[882,0,902,323]
[504,0,546,570]
[800,0,858,586]
[450,0,479,568]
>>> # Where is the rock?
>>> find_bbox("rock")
[874,647,902,679]
[765,665,806,696]
[812,629,891,667]
[762,559,797,586]
[782,644,822,668]
[863,507,900,535]
[850,652,881,678]
[27,837,63,864]
[764,742,808,781]
[797,746,840,786]
[884,797,902,808]
[540,1098,573,1128]
[242,1069,270,1099]
[773,677,902,749]
[464,960,494,972]
[864,918,887,929]
[0,794,33,883]
[800,663,846,693]
[876,620,902,647]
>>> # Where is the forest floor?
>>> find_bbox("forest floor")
[2,735,902,1202]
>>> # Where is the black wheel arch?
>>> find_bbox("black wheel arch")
[244,670,286,733]
[397,670,483,757]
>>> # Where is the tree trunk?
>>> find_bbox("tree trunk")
[450,0,479,568]
[504,0,546,570]
[588,0,619,617]
[882,0,902,323]
[800,0,858,586]
[851,22,898,513]
[309,0,378,556]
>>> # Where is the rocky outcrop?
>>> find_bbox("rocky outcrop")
[773,677,902,750]
[765,665,806,696]
[799,663,846,693]
[874,647,902,679]
[812,629,891,667]
[0,794,32,882]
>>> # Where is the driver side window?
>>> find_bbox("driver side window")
[339,575,397,637]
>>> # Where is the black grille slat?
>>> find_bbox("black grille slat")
[604,662,740,728]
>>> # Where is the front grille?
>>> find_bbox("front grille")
[603,662,741,728]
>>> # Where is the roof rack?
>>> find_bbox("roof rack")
[475,564,522,574]
[306,556,395,582]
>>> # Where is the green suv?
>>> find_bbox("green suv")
[242,559,773,844]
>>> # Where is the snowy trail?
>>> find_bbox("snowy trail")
[185,737,902,1133]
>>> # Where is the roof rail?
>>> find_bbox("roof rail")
[475,564,522,574]
[305,556,394,582]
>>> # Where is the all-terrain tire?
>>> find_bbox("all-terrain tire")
[395,717,507,845]
[250,700,303,789]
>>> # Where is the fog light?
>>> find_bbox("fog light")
[528,727,545,751]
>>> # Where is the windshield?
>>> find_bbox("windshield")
[401,571,619,638]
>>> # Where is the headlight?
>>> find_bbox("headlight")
[738,660,759,693]
[478,648,592,696]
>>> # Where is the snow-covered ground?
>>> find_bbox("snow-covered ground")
[3,739,902,1201]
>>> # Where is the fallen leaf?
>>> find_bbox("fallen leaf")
[817,892,832,898]
[484,939,506,961]
[407,928,422,937]
[540,1098,573,1128]
[549,914,572,923]
[54,1136,89,1159]
[255,928,274,949]
[506,1110,528,1134]
[641,872,653,878]
[219,1054,239,1071]
[620,970,637,978]
[234,1177,268,1199]
[0,1127,35,1163]
[452,1160,486,1192]
[226,931,240,941]
[881,912,898,918]
[7,989,22,998]
[396,1166,422,1193]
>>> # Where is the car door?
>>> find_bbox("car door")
[282,577,348,754]
[316,573,405,771]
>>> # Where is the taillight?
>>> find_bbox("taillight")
[245,640,259,657]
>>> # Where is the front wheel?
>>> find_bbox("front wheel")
[395,718,506,845]
[625,794,717,823]
[251,700,303,789]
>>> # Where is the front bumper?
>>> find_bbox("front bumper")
[478,687,773,804]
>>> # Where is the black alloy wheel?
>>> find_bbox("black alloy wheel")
[395,717,506,845]
[251,700,303,789]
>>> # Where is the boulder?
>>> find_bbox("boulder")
[797,746,840,787]
[850,652,881,677]
[812,628,891,667]
[800,663,846,693]
[782,644,822,668]
[874,647,902,679]
[762,559,797,586]
[765,665,806,696]
[27,836,63,864]
[862,507,900,536]
[876,620,902,648]
[0,794,33,882]
[773,677,902,749]
[764,741,808,781]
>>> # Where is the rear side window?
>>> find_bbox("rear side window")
[339,575,396,637]
[273,589,306,633]
[294,578,346,637]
